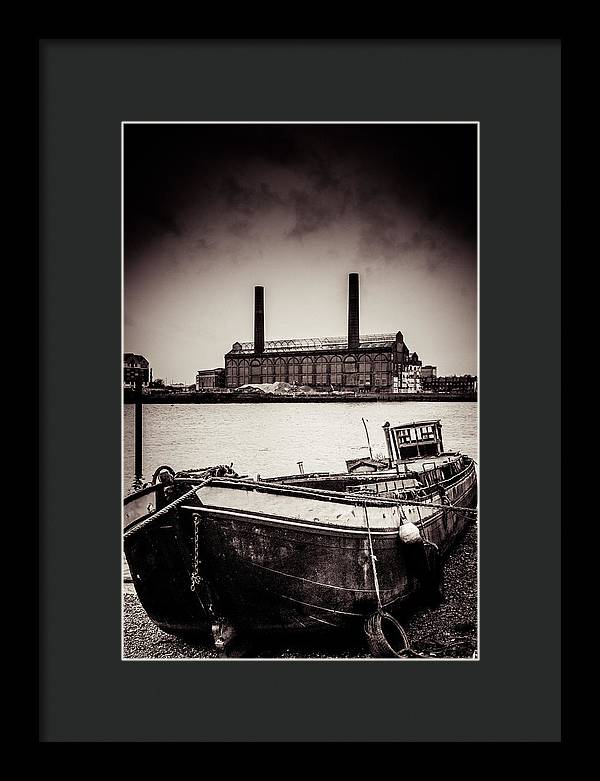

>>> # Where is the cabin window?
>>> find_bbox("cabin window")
[398,429,411,444]
[400,445,419,459]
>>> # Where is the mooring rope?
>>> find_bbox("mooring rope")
[386,496,477,513]
[362,502,418,659]
[123,479,211,540]
[363,502,382,609]
[356,493,478,527]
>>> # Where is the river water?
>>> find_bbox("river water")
[123,401,478,492]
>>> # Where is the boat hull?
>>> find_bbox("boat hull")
[124,459,477,637]
[181,512,430,633]
[184,470,476,633]
[124,512,214,635]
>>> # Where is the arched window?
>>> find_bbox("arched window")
[300,357,314,385]
[373,354,391,387]
[239,360,250,385]
[274,358,287,382]
[330,355,342,386]
[226,360,240,387]
[358,355,372,387]
[344,355,358,386]
[288,357,300,384]
[263,359,275,383]
[315,356,329,386]
[250,359,263,384]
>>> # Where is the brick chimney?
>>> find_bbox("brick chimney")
[348,273,360,349]
[254,286,265,354]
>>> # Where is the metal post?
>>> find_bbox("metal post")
[382,422,394,467]
[135,374,143,480]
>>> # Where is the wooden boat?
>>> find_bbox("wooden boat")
[123,420,477,655]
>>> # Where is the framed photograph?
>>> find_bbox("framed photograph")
[39,38,561,742]
[121,120,479,664]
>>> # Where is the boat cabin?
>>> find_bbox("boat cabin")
[383,420,444,463]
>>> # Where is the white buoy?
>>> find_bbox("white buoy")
[398,522,421,544]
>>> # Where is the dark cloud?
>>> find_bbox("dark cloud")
[220,176,253,213]
[339,187,353,217]
[219,177,285,217]
[288,189,335,240]
[124,124,477,382]
[125,122,477,262]
[125,198,182,254]
[228,219,252,238]
[305,151,342,193]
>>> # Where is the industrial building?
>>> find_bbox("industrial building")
[196,368,226,390]
[421,374,478,394]
[224,274,421,392]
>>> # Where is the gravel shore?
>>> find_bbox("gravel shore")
[123,521,478,660]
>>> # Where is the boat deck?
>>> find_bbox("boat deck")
[360,451,464,477]
[188,453,475,533]
[269,452,464,484]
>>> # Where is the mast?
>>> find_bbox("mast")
[362,417,373,460]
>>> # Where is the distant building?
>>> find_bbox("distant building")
[421,365,437,380]
[224,274,420,393]
[398,352,422,393]
[196,368,226,390]
[167,383,192,393]
[123,353,151,388]
[421,374,477,394]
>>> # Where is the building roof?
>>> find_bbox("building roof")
[389,420,441,429]
[227,333,399,354]
[123,353,149,366]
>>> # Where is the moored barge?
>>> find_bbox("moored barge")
[123,420,477,656]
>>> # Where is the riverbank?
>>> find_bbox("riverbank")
[123,522,478,660]
[124,391,477,404]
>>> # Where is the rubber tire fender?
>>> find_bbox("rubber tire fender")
[365,611,411,658]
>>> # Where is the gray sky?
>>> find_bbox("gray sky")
[124,124,477,384]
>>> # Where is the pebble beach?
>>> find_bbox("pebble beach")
[123,521,478,660]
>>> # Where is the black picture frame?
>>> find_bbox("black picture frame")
[39,38,561,742]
